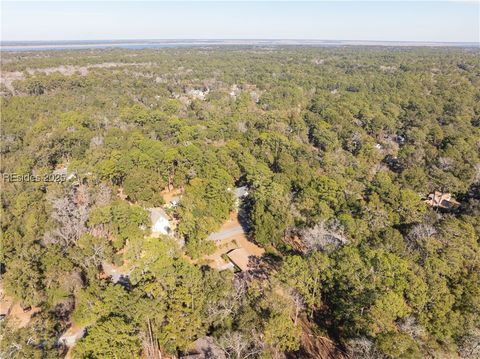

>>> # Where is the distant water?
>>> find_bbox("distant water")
[1,40,478,52]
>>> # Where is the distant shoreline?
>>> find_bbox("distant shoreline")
[1,39,478,52]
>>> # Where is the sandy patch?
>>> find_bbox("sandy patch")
[7,302,41,328]
[1,284,40,328]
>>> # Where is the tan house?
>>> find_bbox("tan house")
[425,191,459,209]
[226,248,252,271]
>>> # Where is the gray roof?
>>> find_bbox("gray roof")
[233,186,248,199]
[149,207,169,222]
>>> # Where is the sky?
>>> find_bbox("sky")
[1,1,479,43]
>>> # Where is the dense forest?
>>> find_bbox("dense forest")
[1,46,479,359]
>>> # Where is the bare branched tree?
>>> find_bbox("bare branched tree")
[288,290,306,326]
[70,238,110,270]
[398,316,425,341]
[217,331,263,359]
[474,164,480,183]
[406,223,437,253]
[141,319,162,359]
[299,219,349,253]
[408,223,436,242]
[206,277,248,325]
[346,337,384,359]
[459,329,480,359]
[94,183,112,206]
[43,184,90,249]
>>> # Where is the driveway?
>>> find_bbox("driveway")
[207,225,244,241]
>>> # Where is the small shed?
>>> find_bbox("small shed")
[169,196,181,208]
[227,248,251,271]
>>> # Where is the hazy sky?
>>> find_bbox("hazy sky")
[1,1,479,42]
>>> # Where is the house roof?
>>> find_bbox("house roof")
[233,186,248,199]
[58,325,85,347]
[149,207,169,224]
[149,207,172,236]
[52,165,77,180]
[227,248,251,271]
[425,191,459,209]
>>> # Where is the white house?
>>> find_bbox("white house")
[58,325,85,347]
[228,186,249,207]
[149,208,172,236]
[52,165,77,180]
[234,186,248,199]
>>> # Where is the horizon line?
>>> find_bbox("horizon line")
[2,38,479,45]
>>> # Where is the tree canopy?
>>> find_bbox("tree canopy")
[1,46,479,359]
